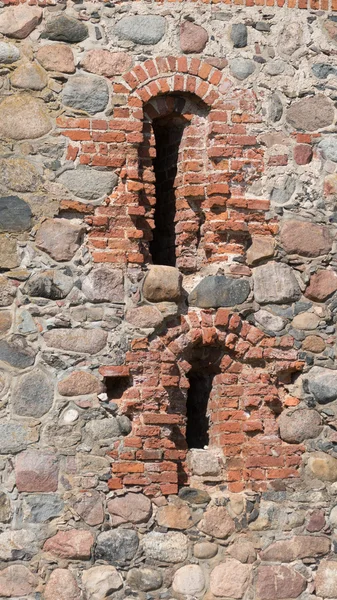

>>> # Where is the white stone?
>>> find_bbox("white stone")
[82,566,123,600]
[172,565,205,596]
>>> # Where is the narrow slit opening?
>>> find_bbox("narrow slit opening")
[186,372,214,449]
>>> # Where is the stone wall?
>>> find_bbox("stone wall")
[1,0,337,598]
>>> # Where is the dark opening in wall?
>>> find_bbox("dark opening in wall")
[150,115,186,267]
[105,376,130,401]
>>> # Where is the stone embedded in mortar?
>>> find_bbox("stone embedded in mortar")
[0,237,19,270]
[0,95,52,140]
[0,528,43,561]
[44,569,81,600]
[292,312,320,330]
[302,335,325,353]
[0,564,37,598]
[324,19,337,45]
[305,270,337,301]
[44,328,108,354]
[173,565,206,596]
[126,305,163,329]
[316,561,337,598]
[269,92,283,123]
[286,95,335,131]
[318,137,337,162]
[254,310,286,332]
[253,262,301,304]
[198,506,235,539]
[0,276,16,307]
[10,61,48,91]
[0,42,20,64]
[35,218,84,262]
[0,422,28,454]
[115,15,166,45]
[280,220,332,257]
[0,196,32,233]
[82,266,124,303]
[180,21,209,53]
[143,265,182,302]
[44,529,94,559]
[231,23,247,47]
[189,449,220,476]
[13,368,54,418]
[22,494,64,523]
[210,559,251,598]
[82,50,133,76]
[278,408,322,443]
[229,539,257,564]
[0,494,10,523]
[246,236,275,265]
[24,270,73,300]
[15,450,59,492]
[95,529,139,564]
[293,144,313,165]
[41,15,88,43]
[179,487,211,504]
[156,502,193,530]
[308,452,337,482]
[0,4,42,39]
[142,531,188,563]
[270,175,296,206]
[74,490,104,526]
[312,63,337,78]
[306,366,337,404]
[0,337,36,369]
[107,493,152,525]
[260,535,330,561]
[278,21,303,55]
[127,568,163,592]
[36,43,75,73]
[82,566,123,600]
[58,371,103,396]
[194,541,218,559]
[85,417,127,440]
[256,565,306,600]
[230,58,255,80]
[189,276,250,308]
[0,158,40,193]
[57,167,118,200]
[62,74,109,115]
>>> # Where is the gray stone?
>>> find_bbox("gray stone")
[0,95,52,140]
[0,337,36,369]
[82,267,124,303]
[173,565,205,596]
[265,60,285,76]
[11,62,47,91]
[312,63,337,79]
[0,196,32,233]
[0,528,43,561]
[62,75,109,115]
[0,158,40,193]
[0,42,20,64]
[0,237,18,270]
[0,4,42,39]
[142,531,188,563]
[231,23,247,47]
[278,408,322,443]
[189,449,220,476]
[255,310,286,332]
[253,262,301,304]
[269,92,283,122]
[179,487,211,505]
[194,541,218,559]
[0,494,11,523]
[82,566,123,600]
[24,270,73,300]
[278,21,303,55]
[13,368,54,418]
[115,15,166,45]
[22,494,64,523]
[189,276,250,308]
[58,168,117,201]
[286,95,335,131]
[44,328,108,354]
[270,175,296,205]
[230,58,255,80]
[95,529,139,564]
[0,422,28,453]
[85,418,123,440]
[41,15,88,43]
[0,276,16,307]
[318,137,337,162]
[35,218,84,262]
[127,568,163,592]
[306,367,337,404]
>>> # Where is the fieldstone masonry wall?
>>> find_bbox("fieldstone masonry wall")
[2,0,337,598]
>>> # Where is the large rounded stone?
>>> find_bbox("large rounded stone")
[286,95,334,131]
[0,337,36,369]
[173,565,205,596]
[308,452,337,482]
[179,487,211,505]
[82,50,133,76]
[115,15,166,45]
[126,305,163,329]
[41,15,88,43]
[230,58,255,80]
[280,221,332,257]
[0,528,42,561]
[95,529,139,564]
[107,493,152,525]
[142,531,188,563]
[44,328,108,354]
[306,367,337,404]
[305,270,337,301]
[85,418,122,440]
[246,236,275,266]
[58,371,103,397]
[143,266,182,302]
[13,368,54,418]
[278,408,322,443]
[127,568,162,592]
[156,503,193,530]
[0,158,40,193]
[44,529,94,559]
[253,262,301,304]
[35,218,84,262]
[0,196,32,232]
[82,566,123,600]
[0,565,37,598]
[58,168,117,200]
[278,21,303,55]
[180,21,208,53]
[0,42,20,64]
[36,43,75,73]
[0,95,51,140]
[189,276,250,308]
[194,541,218,559]
[292,312,320,330]
[24,270,73,300]
[318,137,337,162]
[302,335,325,353]
[44,569,81,600]
[62,75,109,115]
[82,266,124,303]
[73,490,104,526]
[256,565,306,599]
[254,310,286,332]
[15,450,59,492]
[22,493,64,523]
[229,539,256,564]
[316,561,337,598]
[260,536,330,561]
[0,5,42,39]
[210,559,251,598]
[198,506,235,539]
[0,237,18,270]
[11,62,47,91]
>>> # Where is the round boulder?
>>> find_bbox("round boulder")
[278,408,322,444]
[143,266,182,302]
